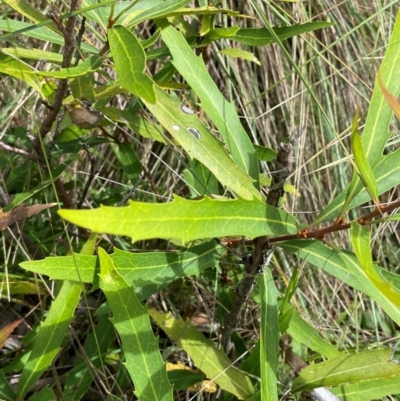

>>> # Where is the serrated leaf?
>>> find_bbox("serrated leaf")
[160,24,259,182]
[142,85,261,200]
[149,309,254,399]
[98,248,173,401]
[20,242,224,299]
[219,48,260,65]
[36,55,104,78]
[292,349,400,392]
[108,26,156,103]
[59,195,297,242]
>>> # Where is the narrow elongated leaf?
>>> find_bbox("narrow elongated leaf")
[98,248,173,401]
[331,374,400,401]
[149,309,254,399]
[108,26,156,103]
[160,24,259,182]
[16,280,82,398]
[0,53,44,98]
[313,13,400,226]
[36,55,104,78]
[59,195,297,242]
[279,240,400,326]
[2,47,63,64]
[351,222,400,306]
[0,369,15,401]
[143,85,261,200]
[0,19,97,52]
[258,269,279,401]
[287,309,342,359]
[2,0,60,34]
[20,241,224,299]
[292,349,400,392]
[219,48,260,65]
[378,73,400,119]
[224,22,334,46]
[63,316,116,401]
[16,235,97,398]
[122,0,192,27]
[305,145,400,227]
[350,108,378,201]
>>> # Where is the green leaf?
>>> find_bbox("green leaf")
[63,315,114,401]
[59,195,297,242]
[160,24,259,182]
[111,143,142,182]
[98,248,173,401]
[219,48,261,65]
[254,144,277,162]
[20,241,224,300]
[121,0,193,27]
[108,26,156,103]
[258,268,279,401]
[16,235,97,398]
[350,222,400,307]
[0,369,15,401]
[101,107,167,143]
[27,386,56,401]
[350,107,378,202]
[305,145,400,227]
[330,374,400,401]
[2,47,63,64]
[36,55,104,78]
[2,0,61,34]
[149,309,254,399]
[0,52,44,98]
[287,309,342,359]
[225,22,334,47]
[2,155,75,212]
[16,280,82,398]
[0,19,97,52]
[142,85,261,200]
[313,13,400,226]
[292,349,400,392]
[279,240,400,326]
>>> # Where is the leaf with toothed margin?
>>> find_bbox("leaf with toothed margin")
[59,195,297,243]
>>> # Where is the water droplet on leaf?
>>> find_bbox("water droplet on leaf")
[172,124,180,131]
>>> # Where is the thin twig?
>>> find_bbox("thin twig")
[32,0,83,209]
[77,143,97,209]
